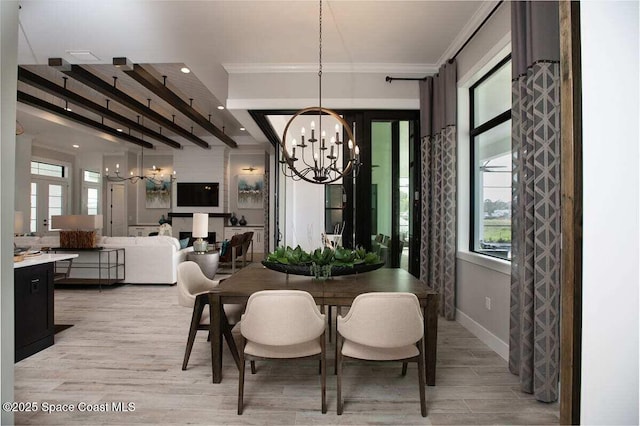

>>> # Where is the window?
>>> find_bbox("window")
[470,55,512,260]
[82,169,101,215]
[31,161,65,178]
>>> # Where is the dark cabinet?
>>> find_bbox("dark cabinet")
[14,262,54,362]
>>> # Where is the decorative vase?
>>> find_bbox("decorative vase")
[239,215,247,226]
[229,213,238,226]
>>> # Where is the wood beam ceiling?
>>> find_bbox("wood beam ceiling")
[120,62,237,149]
[48,58,210,149]
[17,91,154,149]
[18,67,181,149]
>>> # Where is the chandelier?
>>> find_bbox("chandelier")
[104,145,176,185]
[279,0,362,184]
[104,115,176,185]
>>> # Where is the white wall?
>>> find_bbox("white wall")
[227,71,423,111]
[455,1,511,359]
[14,134,32,219]
[580,2,639,424]
[228,152,266,226]
[1,2,18,424]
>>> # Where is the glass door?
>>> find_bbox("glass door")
[370,120,413,270]
[30,178,68,235]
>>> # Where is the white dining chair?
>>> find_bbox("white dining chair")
[177,261,244,370]
[238,290,327,414]
[336,292,426,417]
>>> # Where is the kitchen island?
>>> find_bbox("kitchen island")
[14,253,78,362]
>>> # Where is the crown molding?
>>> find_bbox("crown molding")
[223,62,438,75]
[227,97,419,110]
[436,0,503,67]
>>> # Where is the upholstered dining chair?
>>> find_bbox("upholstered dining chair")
[177,261,244,371]
[336,292,426,417]
[238,290,327,415]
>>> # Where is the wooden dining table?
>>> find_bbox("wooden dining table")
[189,263,439,385]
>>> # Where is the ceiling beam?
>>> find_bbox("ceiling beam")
[18,67,182,149]
[118,61,237,149]
[48,58,210,149]
[17,91,154,149]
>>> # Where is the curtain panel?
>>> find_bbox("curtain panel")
[509,1,561,403]
[419,60,457,320]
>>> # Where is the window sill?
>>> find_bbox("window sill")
[456,250,511,275]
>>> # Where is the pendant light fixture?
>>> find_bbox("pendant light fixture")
[279,0,362,184]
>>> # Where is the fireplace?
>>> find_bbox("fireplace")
[179,231,216,246]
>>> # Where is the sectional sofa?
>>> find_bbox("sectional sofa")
[14,235,191,284]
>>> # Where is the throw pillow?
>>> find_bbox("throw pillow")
[220,239,230,257]
[179,238,189,249]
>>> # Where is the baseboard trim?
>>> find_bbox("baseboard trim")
[455,309,509,361]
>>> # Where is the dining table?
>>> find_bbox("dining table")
[188,263,439,385]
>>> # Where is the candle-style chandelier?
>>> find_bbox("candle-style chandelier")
[104,116,176,186]
[104,161,176,185]
[279,0,362,184]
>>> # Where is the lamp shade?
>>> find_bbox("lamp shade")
[51,214,103,230]
[14,211,24,234]
[192,213,208,238]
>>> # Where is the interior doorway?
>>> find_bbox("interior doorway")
[343,111,420,276]
[107,183,126,236]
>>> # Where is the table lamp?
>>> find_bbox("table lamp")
[192,213,209,253]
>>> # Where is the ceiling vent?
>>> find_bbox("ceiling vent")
[65,50,100,61]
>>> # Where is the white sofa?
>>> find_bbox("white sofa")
[14,235,191,284]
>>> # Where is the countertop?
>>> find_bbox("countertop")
[14,253,78,269]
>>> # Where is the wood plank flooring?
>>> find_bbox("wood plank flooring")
[14,283,559,425]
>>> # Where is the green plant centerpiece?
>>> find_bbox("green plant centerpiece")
[262,245,384,279]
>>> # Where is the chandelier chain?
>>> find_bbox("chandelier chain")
[318,0,323,135]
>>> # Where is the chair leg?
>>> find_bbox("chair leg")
[321,333,327,414]
[328,305,333,342]
[182,297,206,370]
[337,335,344,415]
[402,362,408,376]
[238,356,245,415]
[417,340,427,417]
[250,360,256,374]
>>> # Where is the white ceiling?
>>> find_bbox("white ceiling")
[15,0,494,154]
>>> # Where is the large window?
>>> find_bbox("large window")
[470,55,512,260]
[82,170,101,215]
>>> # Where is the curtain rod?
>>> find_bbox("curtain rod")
[385,0,504,83]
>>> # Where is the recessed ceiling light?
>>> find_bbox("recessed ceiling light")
[116,128,123,132]
[240,127,246,131]
[217,105,225,110]
[72,144,79,148]
[180,67,191,74]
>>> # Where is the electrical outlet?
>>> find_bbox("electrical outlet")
[485,297,492,310]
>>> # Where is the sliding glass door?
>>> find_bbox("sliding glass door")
[344,111,420,276]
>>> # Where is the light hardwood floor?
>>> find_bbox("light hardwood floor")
[14,283,559,425]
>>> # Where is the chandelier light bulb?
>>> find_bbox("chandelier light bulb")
[310,121,315,130]
[105,167,109,173]
[348,139,353,150]
[330,136,336,144]
[291,138,297,148]
[301,127,306,135]
[130,171,134,176]
[116,163,120,170]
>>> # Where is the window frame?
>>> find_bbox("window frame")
[469,54,512,260]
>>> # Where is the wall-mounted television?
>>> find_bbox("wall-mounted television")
[176,182,219,207]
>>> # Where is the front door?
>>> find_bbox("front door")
[30,178,68,235]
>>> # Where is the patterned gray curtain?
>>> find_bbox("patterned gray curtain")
[419,60,457,320]
[509,1,561,403]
